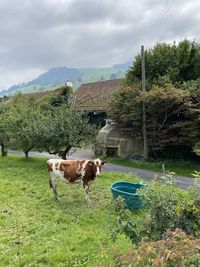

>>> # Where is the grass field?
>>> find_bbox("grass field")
[0,155,143,266]
[104,157,200,178]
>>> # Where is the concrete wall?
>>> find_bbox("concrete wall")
[95,124,144,158]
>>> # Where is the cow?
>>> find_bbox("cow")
[47,158,106,203]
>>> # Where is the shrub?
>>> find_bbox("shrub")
[116,228,200,267]
[107,197,141,244]
[109,172,200,246]
[140,173,182,239]
[177,186,200,238]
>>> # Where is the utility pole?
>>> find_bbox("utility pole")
[141,45,148,160]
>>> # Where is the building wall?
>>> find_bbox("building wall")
[95,124,144,158]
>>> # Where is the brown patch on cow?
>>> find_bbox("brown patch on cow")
[82,161,97,184]
[59,160,85,182]
[47,162,53,172]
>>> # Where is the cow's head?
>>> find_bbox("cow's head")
[92,158,106,176]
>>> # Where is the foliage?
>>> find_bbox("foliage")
[177,186,200,238]
[108,170,200,247]
[0,101,12,156]
[116,228,200,267]
[182,78,200,100]
[8,94,42,158]
[126,39,200,88]
[108,197,142,244]
[39,85,73,108]
[140,175,181,240]
[140,172,200,239]
[107,85,142,129]
[38,105,97,159]
[108,83,200,158]
[115,39,200,159]
[0,91,96,159]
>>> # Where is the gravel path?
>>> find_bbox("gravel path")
[8,148,197,190]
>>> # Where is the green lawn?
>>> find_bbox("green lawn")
[104,157,200,178]
[0,155,143,266]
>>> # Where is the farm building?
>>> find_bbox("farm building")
[73,79,123,126]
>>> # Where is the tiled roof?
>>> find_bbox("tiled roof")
[74,79,123,111]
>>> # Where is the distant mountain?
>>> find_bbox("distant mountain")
[113,61,133,70]
[29,67,82,85]
[0,63,131,97]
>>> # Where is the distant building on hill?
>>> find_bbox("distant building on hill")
[65,81,73,87]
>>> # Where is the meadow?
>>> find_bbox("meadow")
[0,155,142,266]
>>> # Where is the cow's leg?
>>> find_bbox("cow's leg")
[49,174,59,200]
[83,183,91,204]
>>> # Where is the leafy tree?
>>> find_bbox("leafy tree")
[0,102,12,156]
[9,94,42,158]
[38,105,96,159]
[39,85,73,109]
[108,84,200,158]
[126,39,200,88]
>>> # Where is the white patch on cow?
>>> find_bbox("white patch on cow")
[47,159,66,182]
[76,163,82,175]
[80,160,89,179]
[94,158,102,176]
[84,185,91,203]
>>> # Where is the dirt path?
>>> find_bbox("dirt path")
[8,148,196,189]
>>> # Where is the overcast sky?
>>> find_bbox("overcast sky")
[0,0,200,90]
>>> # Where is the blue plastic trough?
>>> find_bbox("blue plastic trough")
[110,181,146,210]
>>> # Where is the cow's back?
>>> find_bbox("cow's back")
[59,160,86,182]
[47,159,87,182]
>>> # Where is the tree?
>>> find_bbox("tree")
[38,105,97,159]
[39,85,73,109]
[0,102,12,156]
[108,84,200,158]
[9,94,42,158]
[126,40,200,88]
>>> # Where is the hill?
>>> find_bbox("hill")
[0,63,131,96]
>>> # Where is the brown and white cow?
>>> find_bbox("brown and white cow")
[47,158,106,203]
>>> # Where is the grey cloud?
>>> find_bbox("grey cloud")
[0,0,200,89]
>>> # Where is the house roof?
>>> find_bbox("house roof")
[73,79,123,112]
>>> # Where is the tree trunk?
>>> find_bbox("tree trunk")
[25,151,29,159]
[61,146,72,159]
[1,143,7,157]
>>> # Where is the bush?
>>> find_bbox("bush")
[140,173,183,239]
[116,228,200,267]
[107,197,141,244]
[177,186,200,238]
[109,172,200,246]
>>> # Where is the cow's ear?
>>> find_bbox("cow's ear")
[101,161,107,165]
[88,161,94,165]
